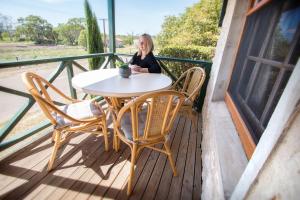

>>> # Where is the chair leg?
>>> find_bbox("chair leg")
[113,129,119,151]
[51,131,56,143]
[127,144,137,196]
[116,134,120,151]
[113,132,116,150]
[164,142,177,176]
[48,130,61,171]
[102,118,109,151]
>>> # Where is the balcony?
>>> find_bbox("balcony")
[0,53,210,199]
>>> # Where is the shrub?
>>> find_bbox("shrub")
[78,29,87,49]
[158,45,213,112]
[158,45,214,78]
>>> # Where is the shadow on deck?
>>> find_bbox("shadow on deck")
[0,114,202,200]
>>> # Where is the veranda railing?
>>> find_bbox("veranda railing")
[0,53,211,150]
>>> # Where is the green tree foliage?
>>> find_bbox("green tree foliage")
[84,0,104,70]
[119,33,135,46]
[15,15,55,44]
[55,18,85,45]
[78,29,87,49]
[157,0,221,112]
[157,0,221,81]
[1,32,11,41]
[0,13,13,40]
[157,0,221,48]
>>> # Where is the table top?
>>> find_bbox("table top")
[72,68,172,97]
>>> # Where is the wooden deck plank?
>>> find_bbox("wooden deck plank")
[167,118,192,200]
[0,133,87,198]
[23,134,106,200]
[1,133,97,199]
[72,143,128,200]
[88,146,132,199]
[129,146,162,200]
[141,117,180,200]
[40,136,111,200]
[193,115,202,200]
[0,113,202,200]
[113,148,153,200]
[154,117,186,200]
[0,135,53,190]
[181,117,197,200]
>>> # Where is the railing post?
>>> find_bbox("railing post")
[66,61,77,99]
[107,0,116,68]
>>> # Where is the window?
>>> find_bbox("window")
[227,0,300,156]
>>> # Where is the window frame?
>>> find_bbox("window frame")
[225,0,299,158]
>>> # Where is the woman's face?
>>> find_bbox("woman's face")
[139,37,147,52]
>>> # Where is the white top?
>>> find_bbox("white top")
[72,68,172,97]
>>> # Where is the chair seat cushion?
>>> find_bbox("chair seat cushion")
[120,108,147,141]
[174,96,193,106]
[183,98,193,106]
[52,100,103,127]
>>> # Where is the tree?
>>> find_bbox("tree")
[78,29,87,49]
[1,32,10,41]
[122,33,134,45]
[157,0,221,48]
[15,15,55,44]
[0,13,13,40]
[55,18,85,45]
[84,0,105,70]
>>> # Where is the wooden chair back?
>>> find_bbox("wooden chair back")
[116,90,185,143]
[22,72,80,126]
[172,67,206,102]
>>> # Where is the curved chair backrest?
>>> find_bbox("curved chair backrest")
[116,90,185,142]
[22,72,78,125]
[173,67,206,102]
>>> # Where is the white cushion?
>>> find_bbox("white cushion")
[183,98,193,106]
[120,108,147,141]
[52,100,103,127]
[174,96,193,106]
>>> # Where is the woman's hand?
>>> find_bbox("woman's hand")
[130,65,148,73]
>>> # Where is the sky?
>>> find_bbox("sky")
[0,0,199,36]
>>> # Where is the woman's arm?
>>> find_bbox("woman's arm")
[147,54,161,73]
[129,52,138,65]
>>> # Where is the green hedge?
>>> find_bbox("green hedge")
[159,45,214,60]
[158,45,214,78]
[158,45,213,112]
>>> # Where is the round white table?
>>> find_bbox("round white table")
[72,68,172,97]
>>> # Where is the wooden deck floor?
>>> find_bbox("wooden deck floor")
[0,114,202,200]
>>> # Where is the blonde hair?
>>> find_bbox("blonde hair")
[138,33,154,56]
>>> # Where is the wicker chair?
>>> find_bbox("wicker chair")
[172,67,206,126]
[22,72,109,171]
[114,90,185,195]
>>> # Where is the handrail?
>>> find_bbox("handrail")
[0,52,212,150]
[115,53,212,66]
[0,53,113,68]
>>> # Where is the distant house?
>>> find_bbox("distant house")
[105,37,124,48]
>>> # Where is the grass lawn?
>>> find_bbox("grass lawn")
[0,42,88,62]
[0,42,161,62]
[0,42,141,62]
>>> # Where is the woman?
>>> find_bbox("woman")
[129,33,161,73]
